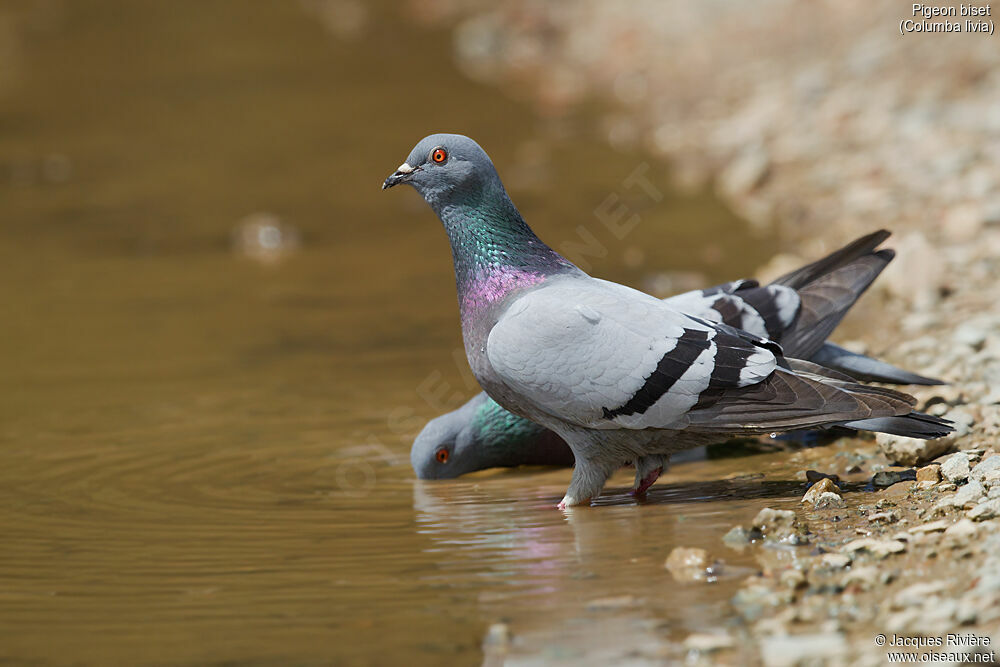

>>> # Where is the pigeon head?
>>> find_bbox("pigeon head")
[411,393,574,479]
[382,133,502,206]
[411,394,491,480]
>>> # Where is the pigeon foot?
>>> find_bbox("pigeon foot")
[631,467,663,496]
[557,495,590,509]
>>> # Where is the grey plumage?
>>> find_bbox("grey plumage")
[385,134,952,506]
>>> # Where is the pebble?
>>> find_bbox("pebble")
[953,323,987,350]
[819,553,852,569]
[842,565,880,590]
[879,481,916,499]
[945,409,976,438]
[876,433,953,467]
[801,477,840,505]
[930,494,960,516]
[232,212,300,263]
[872,469,915,487]
[759,633,846,667]
[482,622,511,648]
[909,520,950,534]
[841,538,906,558]
[916,464,941,484]
[813,492,845,508]
[892,582,948,609]
[968,498,1000,522]
[780,568,807,590]
[683,632,735,652]
[751,507,807,544]
[943,518,979,547]
[665,547,712,583]
[953,479,985,508]
[970,454,1000,483]
[805,470,841,484]
[722,525,750,549]
[940,452,971,483]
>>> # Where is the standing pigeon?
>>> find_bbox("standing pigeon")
[410,231,942,479]
[384,134,952,507]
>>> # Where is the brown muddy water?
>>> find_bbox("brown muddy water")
[0,1,821,664]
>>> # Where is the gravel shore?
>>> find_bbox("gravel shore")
[415,1,1000,661]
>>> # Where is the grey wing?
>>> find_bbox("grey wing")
[663,281,800,342]
[486,279,777,430]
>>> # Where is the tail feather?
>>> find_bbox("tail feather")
[843,413,954,439]
[811,342,944,386]
[771,229,891,288]
[686,368,938,436]
[778,249,894,359]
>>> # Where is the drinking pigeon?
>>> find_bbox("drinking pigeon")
[410,231,942,479]
[383,134,952,507]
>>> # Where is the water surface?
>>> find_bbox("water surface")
[0,1,794,663]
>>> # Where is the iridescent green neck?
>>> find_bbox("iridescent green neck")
[430,182,577,316]
[470,396,574,468]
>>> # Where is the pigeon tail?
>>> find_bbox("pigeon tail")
[811,342,944,386]
[779,250,892,358]
[771,230,892,288]
[685,367,953,440]
[842,413,953,439]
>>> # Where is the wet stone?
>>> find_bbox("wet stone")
[805,470,841,484]
[665,547,713,583]
[872,469,916,487]
[801,478,844,508]
[722,525,750,550]
[750,507,807,544]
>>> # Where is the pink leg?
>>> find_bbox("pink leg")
[631,467,662,496]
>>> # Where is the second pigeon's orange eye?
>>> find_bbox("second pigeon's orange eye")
[435,448,449,463]
[431,148,448,164]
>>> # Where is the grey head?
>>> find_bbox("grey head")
[382,134,504,208]
[411,393,494,480]
[411,392,575,479]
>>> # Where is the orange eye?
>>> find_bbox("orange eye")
[431,147,448,164]
[435,448,449,463]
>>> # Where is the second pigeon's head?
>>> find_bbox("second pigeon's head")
[411,393,494,480]
[382,134,502,207]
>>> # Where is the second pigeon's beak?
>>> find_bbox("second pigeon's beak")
[382,162,417,190]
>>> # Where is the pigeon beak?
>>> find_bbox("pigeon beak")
[382,162,417,190]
